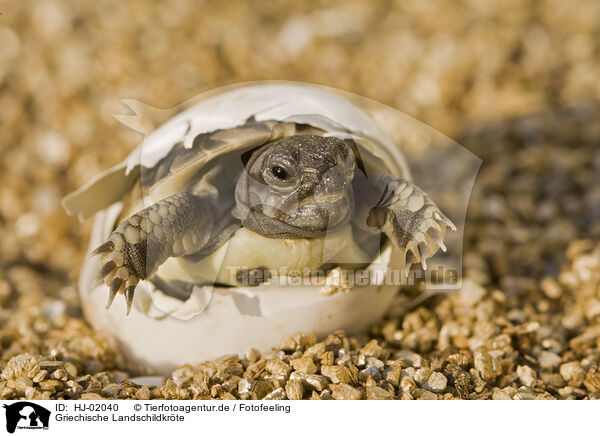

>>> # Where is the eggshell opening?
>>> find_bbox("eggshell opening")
[76,83,415,375]
[80,203,402,375]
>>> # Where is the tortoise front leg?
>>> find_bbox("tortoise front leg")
[92,192,215,314]
[367,176,455,273]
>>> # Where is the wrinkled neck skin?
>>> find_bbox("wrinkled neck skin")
[232,141,355,239]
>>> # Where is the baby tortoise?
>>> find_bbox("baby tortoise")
[64,85,455,314]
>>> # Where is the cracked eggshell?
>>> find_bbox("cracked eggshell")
[81,202,403,374]
[77,83,408,374]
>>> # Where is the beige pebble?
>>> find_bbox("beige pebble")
[492,390,513,400]
[517,365,537,388]
[423,372,447,393]
[560,361,585,387]
[540,277,562,299]
[285,379,304,400]
[538,351,561,370]
[366,386,394,400]
[291,356,317,374]
[330,383,363,400]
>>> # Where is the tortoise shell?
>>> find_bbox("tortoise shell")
[62,83,410,221]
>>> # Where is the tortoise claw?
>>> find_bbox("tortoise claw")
[427,228,447,252]
[125,286,135,315]
[93,261,116,288]
[435,211,456,231]
[382,179,456,273]
[92,226,143,315]
[404,250,414,277]
[91,241,114,256]
[106,278,122,310]
[418,243,428,270]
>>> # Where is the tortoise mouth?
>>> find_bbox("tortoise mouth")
[282,195,352,231]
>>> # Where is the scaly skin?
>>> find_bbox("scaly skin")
[92,137,455,315]
[367,176,455,274]
[94,178,454,314]
[92,192,214,314]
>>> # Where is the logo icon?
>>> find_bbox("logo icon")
[3,402,50,433]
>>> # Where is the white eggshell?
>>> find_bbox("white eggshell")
[78,84,408,374]
[81,201,402,374]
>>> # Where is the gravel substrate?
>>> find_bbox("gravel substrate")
[1,0,599,400]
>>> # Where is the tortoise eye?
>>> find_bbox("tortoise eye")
[263,158,296,189]
[271,166,288,180]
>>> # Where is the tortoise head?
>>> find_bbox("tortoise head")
[236,135,356,236]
